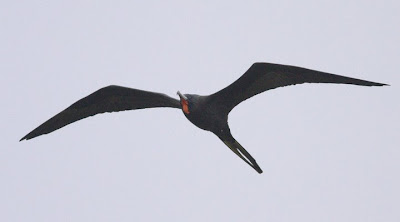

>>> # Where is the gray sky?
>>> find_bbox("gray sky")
[1,1,399,221]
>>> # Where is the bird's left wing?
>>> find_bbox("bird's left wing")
[210,62,387,113]
[20,85,180,141]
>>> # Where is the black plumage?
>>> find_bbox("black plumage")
[20,62,387,173]
[20,86,180,141]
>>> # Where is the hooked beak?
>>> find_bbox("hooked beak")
[177,91,188,101]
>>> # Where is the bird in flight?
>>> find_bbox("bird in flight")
[20,62,387,173]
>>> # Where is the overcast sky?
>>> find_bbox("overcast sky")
[1,1,399,221]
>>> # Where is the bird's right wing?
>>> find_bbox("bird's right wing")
[20,85,181,141]
[210,62,387,113]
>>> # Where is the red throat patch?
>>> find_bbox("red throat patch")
[181,100,190,114]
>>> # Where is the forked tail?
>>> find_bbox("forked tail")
[220,136,263,174]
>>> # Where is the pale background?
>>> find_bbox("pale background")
[1,1,399,221]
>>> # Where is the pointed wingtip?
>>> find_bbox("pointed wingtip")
[376,82,389,86]
[367,81,389,87]
[19,133,31,142]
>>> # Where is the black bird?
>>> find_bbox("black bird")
[20,63,387,173]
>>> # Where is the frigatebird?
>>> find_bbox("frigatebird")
[20,62,387,173]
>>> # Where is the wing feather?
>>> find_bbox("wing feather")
[211,62,387,113]
[20,85,180,141]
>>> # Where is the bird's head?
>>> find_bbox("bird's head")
[177,91,191,114]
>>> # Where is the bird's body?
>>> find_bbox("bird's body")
[180,94,226,133]
[21,62,387,174]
